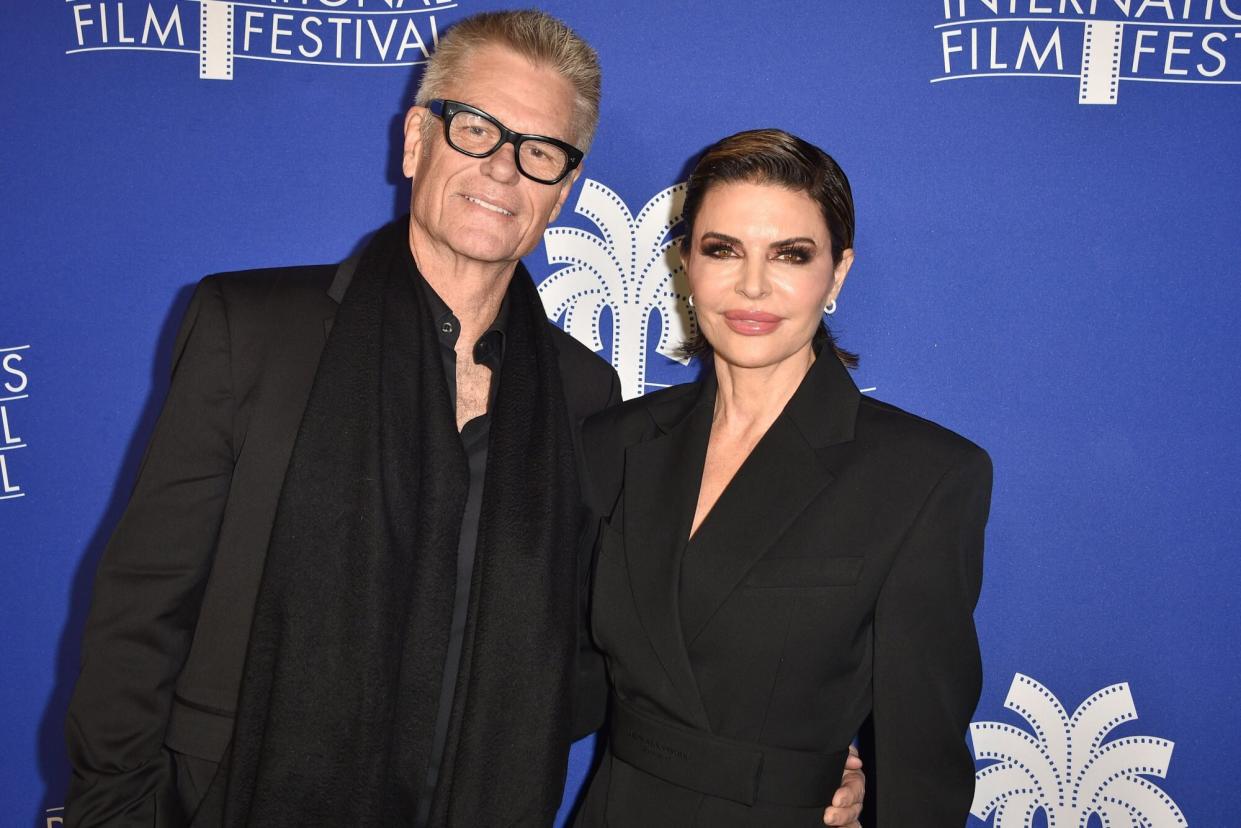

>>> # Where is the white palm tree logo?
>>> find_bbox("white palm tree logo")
[540,179,696,400]
[971,673,1186,826]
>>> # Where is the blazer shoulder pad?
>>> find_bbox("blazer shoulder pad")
[579,384,697,517]
[545,323,620,419]
[193,265,338,364]
[856,395,990,474]
[203,264,337,306]
[583,382,692,448]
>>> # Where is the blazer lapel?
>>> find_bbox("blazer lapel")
[323,254,359,339]
[680,352,861,646]
[623,380,715,730]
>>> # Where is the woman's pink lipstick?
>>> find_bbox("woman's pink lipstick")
[723,310,781,335]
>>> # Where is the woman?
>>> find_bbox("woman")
[575,129,992,826]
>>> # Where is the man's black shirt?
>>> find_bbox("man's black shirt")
[415,275,506,827]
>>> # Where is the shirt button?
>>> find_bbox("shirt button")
[440,320,454,335]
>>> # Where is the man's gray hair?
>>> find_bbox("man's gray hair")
[415,9,602,152]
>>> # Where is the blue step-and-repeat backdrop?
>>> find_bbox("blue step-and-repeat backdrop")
[4,1,1240,825]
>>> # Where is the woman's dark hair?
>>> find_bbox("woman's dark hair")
[678,128,858,367]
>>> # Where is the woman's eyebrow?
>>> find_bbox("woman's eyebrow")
[699,233,819,247]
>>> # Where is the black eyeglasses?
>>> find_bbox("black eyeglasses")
[427,99,584,185]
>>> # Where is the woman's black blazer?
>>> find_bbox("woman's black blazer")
[575,350,993,827]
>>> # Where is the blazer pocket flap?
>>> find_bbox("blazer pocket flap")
[743,556,863,588]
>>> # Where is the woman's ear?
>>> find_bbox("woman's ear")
[828,248,855,304]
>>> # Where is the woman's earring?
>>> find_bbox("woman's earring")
[687,294,695,308]
[824,300,837,315]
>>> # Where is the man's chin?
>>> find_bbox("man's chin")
[444,236,526,268]
[412,216,542,269]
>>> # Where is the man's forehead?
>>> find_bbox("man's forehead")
[439,46,576,139]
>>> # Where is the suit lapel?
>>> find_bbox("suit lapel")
[623,381,715,730]
[323,254,358,339]
[680,352,861,646]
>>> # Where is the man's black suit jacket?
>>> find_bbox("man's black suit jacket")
[574,350,992,826]
[65,261,620,827]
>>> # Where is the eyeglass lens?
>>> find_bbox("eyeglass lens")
[447,112,570,182]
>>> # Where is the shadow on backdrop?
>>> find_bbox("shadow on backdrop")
[35,282,198,827]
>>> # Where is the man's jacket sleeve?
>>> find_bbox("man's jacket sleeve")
[65,278,236,828]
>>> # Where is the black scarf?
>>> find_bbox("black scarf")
[211,219,579,826]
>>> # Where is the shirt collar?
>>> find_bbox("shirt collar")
[416,274,508,370]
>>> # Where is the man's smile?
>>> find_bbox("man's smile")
[462,193,515,217]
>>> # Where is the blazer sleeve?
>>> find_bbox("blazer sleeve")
[65,278,237,828]
[868,445,992,826]
[570,367,623,740]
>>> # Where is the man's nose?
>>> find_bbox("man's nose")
[480,141,521,184]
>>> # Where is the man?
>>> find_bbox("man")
[65,10,864,827]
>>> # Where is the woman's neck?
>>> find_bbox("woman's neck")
[711,345,815,439]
